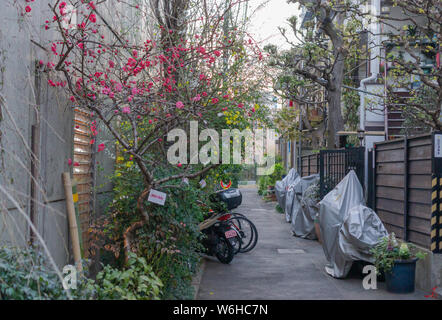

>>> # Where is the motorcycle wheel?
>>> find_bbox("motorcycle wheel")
[228,215,258,253]
[215,236,235,264]
[229,233,242,255]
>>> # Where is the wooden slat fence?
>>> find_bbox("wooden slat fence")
[374,133,441,252]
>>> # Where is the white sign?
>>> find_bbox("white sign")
[199,179,206,188]
[148,189,167,206]
[435,134,442,158]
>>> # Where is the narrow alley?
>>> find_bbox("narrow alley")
[197,187,427,300]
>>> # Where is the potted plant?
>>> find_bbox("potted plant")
[263,163,285,202]
[371,233,426,293]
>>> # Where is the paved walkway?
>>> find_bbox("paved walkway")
[197,186,428,300]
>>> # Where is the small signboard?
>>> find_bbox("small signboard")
[148,189,167,206]
[435,134,442,158]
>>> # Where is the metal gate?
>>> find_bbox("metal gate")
[319,148,365,198]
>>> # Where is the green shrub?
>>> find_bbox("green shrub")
[94,253,163,300]
[93,164,207,300]
[0,246,95,300]
[275,204,284,213]
[205,164,243,190]
[257,162,285,196]
[258,175,270,194]
[269,163,285,186]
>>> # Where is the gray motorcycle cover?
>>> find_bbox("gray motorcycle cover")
[284,173,302,223]
[319,170,388,278]
[291,174,320,239]
[275,168,299,210]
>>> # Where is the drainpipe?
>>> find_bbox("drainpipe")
[359,0,381,136]
[359,0,381,198]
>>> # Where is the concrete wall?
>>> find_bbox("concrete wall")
[0,1,73,267]
[0,1,116,268]
[414,244,442,293]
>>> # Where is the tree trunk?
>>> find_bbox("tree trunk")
[327,89,344,148]
[326,60,345,148]
[321,13,346,148]
[123,187,151,263]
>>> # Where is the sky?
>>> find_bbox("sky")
[247,0,300,50]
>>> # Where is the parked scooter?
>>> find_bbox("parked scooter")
[199,210,240,264]
[209,188,258,254]
[198,188,258,263]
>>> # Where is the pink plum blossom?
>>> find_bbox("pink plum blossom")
[176,101,184,109]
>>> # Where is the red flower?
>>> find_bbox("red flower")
[89,14,97,23]
[25,6,31,13]
[98,143,105,152]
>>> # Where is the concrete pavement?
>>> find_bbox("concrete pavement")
[196,187,430,300]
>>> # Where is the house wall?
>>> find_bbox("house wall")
[0,1,123,268]
[0,1,74,267]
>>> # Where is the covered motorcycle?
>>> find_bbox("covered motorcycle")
[284,173,302,223]
[275,168,299,211]
[319,170,388,278]
[291,175,320,239]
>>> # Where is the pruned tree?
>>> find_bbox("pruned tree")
[267,0,371,148]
